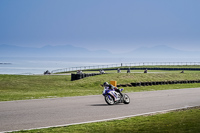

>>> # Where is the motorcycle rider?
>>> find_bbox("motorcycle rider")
[103,82,123,97]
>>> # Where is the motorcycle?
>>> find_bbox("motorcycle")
[102,87,130,105]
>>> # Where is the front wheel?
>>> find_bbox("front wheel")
[123,94,130,104]
[105,95,115,105]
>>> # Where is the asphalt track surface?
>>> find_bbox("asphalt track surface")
[1,88,200,132]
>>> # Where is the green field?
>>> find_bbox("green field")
[1,69,200,101]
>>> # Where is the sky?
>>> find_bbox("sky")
[0,0,200,53]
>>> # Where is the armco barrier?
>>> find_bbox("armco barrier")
[71,73,105,81]
[130,68,200,71]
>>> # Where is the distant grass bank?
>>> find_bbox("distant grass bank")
[14,106,200,133]
[1,70,200,101]
[57,65,200,74]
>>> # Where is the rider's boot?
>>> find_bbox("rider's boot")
[115,89,123,102]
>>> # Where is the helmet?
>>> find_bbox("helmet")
[103,82,109,87]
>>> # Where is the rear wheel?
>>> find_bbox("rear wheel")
[105,95,115,105]
[123,94,130,104]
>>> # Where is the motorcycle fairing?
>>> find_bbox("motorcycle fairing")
[102,87,123,101]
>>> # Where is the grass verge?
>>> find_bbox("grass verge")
[14,106,200,133]
[1,72,200,101]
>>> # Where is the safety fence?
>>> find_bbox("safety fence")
[51,62,200,74]
[131,68,200,71]
[71,73,106,81]
[117,80,200,87]
[51,64,121,74]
